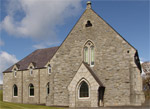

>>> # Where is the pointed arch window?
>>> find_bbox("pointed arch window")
[79,81,89,98]
[29,84,34,96]
[46,82,50,95]
[83,41,94,66]
[13,84,18,96]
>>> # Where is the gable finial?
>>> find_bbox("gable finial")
[86,1,91,9]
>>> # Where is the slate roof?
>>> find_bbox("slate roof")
[83,62,105,87]
[3,46,59,73]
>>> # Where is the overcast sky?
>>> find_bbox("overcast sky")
[0,0,149,84]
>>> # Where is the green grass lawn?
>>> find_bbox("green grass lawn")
[0,90,64,109]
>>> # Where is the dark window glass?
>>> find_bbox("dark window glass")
[85,20,92,27]
[47,82,50,95]
[80,81,89,97]
[13,85,18,96]
[29,84,34,96]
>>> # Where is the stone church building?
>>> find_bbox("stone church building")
[3,2,145,107]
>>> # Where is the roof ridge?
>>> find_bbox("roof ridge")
[3,46,59,73]
[36,46,59,50]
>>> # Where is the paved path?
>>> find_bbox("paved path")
[69,106,150,109]
[69,98,150,109]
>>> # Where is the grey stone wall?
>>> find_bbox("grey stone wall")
[3,68,50,104]
[48,8,144,106]
[3,70,22,103]
[3,72,13,102]
[22,69,39,104]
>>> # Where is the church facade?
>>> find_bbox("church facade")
[3,2,145,107]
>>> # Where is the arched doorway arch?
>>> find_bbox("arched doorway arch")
[77,78,90,99]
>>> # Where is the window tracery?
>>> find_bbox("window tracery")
[84,41,94,66]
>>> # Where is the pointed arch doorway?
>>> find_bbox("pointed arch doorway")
[68,62,105,107]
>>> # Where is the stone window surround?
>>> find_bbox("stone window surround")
[12,64,19,78]
[77,78,90,99]
[29,83,34,97]
[13,84,18,97]
[85,20,92,27]
[84,40,94,67]
[13,69,17,78]
[47,64,51,74]
[29,67,33,76]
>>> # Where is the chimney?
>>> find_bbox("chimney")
[86,1,92,9]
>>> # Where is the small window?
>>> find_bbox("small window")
[30,67,33,75]
[13,84,18,96]
[46,82,50,95]
[85,20,92,27]
[14,69,17,77]
[48,64,51,74]
[29,84,34,96]
[79,81,89,98]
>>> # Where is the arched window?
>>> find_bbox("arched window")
[29,84,34,96]
[84,41,94,66]
[79,81,89,98]
[48,64,51,74]
[13,84,18,96]
[46,82,50,95]
[30,67,33,75]
[14,69,17,77]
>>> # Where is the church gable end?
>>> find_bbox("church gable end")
[49,1,144,107]
[3,1,144,108]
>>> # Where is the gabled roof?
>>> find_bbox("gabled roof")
[83,62,104,87]
[14,64,20,70]
[3,46,59,73]
[31,62,36,68]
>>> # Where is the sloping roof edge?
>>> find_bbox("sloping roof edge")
[83,62,105,87]
[91,9,137,51]
[3,46,59,73]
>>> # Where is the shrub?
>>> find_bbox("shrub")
[143,77,150,99]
